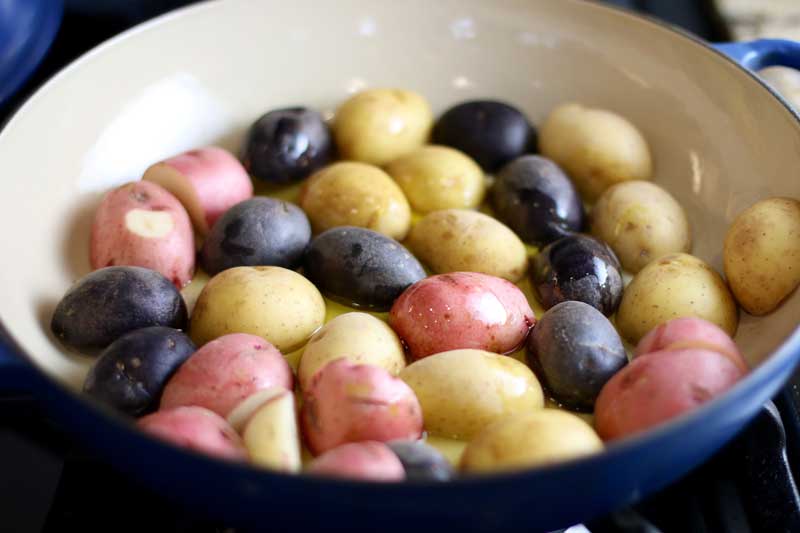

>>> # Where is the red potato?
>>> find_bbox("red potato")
[142,146,253,235]
[301,359,423,455]
[306,441,405,481]
[635,317,748,373]
[137,406,247,461]
[389,272,535,360]
[160,333,293,417]
[595,348,746,441]
[90,181,195,288]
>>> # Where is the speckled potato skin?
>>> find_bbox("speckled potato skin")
[307,441,406,481]
[301,359,423,455]
[385,145,485,213]
[299,162,412,240]
[723,197,800,315]
[595,348,745,440]
[407,209,529,282]
[137,406,248,461]
[389,272,535,360]
[399,349,544,440]
[333,88,433,166]
[160,333,293,417]
[298,312,406,391]
[540,103,653,201]
[616,253,738,344]
[635,317,748,373]
[189,266,325,352]
[591,180,691,273]
[460,410,603,472]
[90,181,195,288]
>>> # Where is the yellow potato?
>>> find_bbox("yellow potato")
[460,410,603,473]
[385,145,485,213]
[723,197,800,315]
[334,89,432,166]
[616,253,738,344]
[298,312,406,391]
[242,390,301,473]
[190,266,325,352]
[300,161,411,240]
[399,349,544,440]
[540,103,653,201]
[407,209,528,282]
[592,180,691,273]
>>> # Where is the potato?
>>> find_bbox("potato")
[189,266,325,352]
[298,312,406,391]
[591,180,691,273]
[242,390,301,473]
[137,406,247,461]
[333,88,432,166]
[389,272,535,360]
[306,441,405,481]
[142,146,253,235]
[299,162,411,240]
[90,181,195,288]
[385,145,485,213]
[635,317,748,373]
[595,348,745,440]
[160,333,293,417]
[301,359,423,455]
[723,197,800,315]
[539,103,653,201]
[460,410,603,473]
[407,209,528,282]
[399,349,544,440]
[616,253,738,344]
[226,386,285,432]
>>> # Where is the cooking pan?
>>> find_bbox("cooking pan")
[0,1,799,531]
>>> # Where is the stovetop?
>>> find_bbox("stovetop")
[1,1,798,532]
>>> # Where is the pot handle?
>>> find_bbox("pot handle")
[714,39,800,71]
[0,326,40,393]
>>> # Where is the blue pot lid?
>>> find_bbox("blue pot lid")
[0,0,63,107]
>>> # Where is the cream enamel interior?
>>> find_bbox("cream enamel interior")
[0,0,799,396]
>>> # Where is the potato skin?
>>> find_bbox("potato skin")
[389,272,535,360]
[307,441,405,481]
[385,145,485,213]
[160,333,293,417]
[399,349,544,440]
[616,253,738,344]
[723,197,800,315]
[539,103,652,201]
[301,359,423,455]
[189,266,325,352]
[595,348,745,440]
[591,180,691,273]
[51,266,188,351]
[298,312,406,391]
[242,390,301,473]
[635,317,748,373]
[138,406,247,461]
[83,327,195,416]
[407,209,529,282]
[90,181,195,288]
[300,162,412,240]
[333,88,432,166]
[460,410,602,473]
[386,440,454,481]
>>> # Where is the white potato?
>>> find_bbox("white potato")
[242,390,301,473]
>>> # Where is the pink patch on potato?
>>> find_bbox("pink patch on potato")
[143,146,253,234]
[160,333,293,417]
[635,317,748,372]
[301,359,423,455]
[90,181,195,288]
[595,348,746,441]
[389,272,535,360]
[307,441,405,481]
[138,406,247,461]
